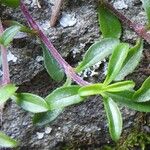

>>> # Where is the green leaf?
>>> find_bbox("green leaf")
[4,20,35,34]
[115,39,143,81]
[105,91,150,112]
[0,84,18,104]
[98,4,122,38]
[0,0,20,8]
[133,76,150,102]
[45,86,85,110]
[33,109,63,126]
[104,43,129,85]
[141,0,150,25]
[0,25,21,47]
[41,43,64,82]
[105,90,134,102]
[78,83,104,97]
[104,80,135,92]
[103,97,122,141]
[75,38,120,72]
[12,93,49,113]
[0,131,18,148]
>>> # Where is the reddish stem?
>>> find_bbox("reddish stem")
[0,20,10,86]
[105,2,150,44]
[20,1,89,86]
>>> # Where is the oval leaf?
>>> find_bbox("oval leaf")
[33,109,63,126]
[115,39,143,81]
[104,80,135,92]
[0,25,21,46]
[98,4,122,38]
[105,91,150,112]
[1,0,20,8]
[75,38,120,72]
[12,93,49,113]
[78,83,104,97]
[45,86,85,110]
[41,43,64,82]
[103,97,122,141]
[0,132,18,148]
[0,84,18,104]
[104,43,129,85]
[133,76,150,102]
[141,0,150,25]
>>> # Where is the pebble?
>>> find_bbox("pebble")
[36,132,44,139]
[36,56,44,62]
[45,127,52,134]
[113,0,128,10]
[60,12,77,28]
[7,51,17,63]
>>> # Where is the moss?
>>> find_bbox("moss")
[116,132,150,150]
[102,113,150,150]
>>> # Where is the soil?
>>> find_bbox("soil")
[0,0,150,149]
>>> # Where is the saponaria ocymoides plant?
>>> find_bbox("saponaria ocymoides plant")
[0,0,150,148]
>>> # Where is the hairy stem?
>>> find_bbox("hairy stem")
[0,19,10,85]
[104,2,150,44]
[20,1,89,86]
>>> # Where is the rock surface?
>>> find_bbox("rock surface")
[0,0,150,149]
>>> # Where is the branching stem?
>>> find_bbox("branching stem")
[20,1,89,86]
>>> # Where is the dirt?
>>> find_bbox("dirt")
[0,0,150,149]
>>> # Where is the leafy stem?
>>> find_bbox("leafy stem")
[0,19,10,85]
[20,1,89,86]
[104,2,150,44]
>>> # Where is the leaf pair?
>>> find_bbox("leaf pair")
[78,80,135,142]
[33,86,85,126]
[105,90,150,112]
[79,80,135,97]
[104,39,143,85]
[11,86,84,114]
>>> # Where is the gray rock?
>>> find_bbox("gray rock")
[0,0,149,149]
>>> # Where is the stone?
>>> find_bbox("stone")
[0,0,149,149]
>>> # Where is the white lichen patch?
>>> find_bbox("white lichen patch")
[102,59,108,76]
[7,51,17,63]
[36,56,44,62]
[78,60,108,79]
[60,12,77,28]
[113,0,128,10]
[71,47,80,58]
[36,132,44,139]
[45,127,52,134]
